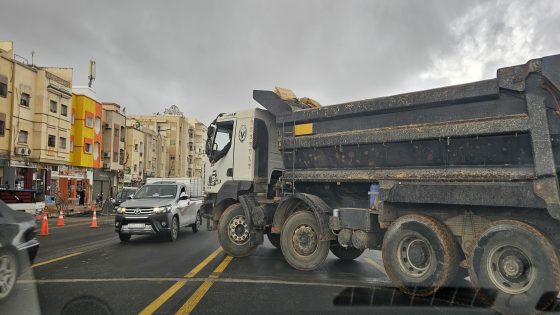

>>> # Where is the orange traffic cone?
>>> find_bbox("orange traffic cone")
[90,207,99,228]
[56,209,65,226]
[38,212,49,236]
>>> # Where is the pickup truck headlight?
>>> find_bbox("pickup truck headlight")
[117,207,126,214]
[153,205,172,214]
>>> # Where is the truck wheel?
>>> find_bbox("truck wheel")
[280,211,329,271]
[382,214,459,296]
[118,233,131,242]
[468,220,560,315]
[330,242,365,261]
[167,216,179,242]
[0,250,17,301]
[267,233,281,249]
[192,212,202,233]
[218,204,256,257]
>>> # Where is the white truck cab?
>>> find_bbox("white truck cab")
[203,108,283,223]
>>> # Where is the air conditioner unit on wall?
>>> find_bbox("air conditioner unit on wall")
[103,152,111,158]
[15,147,31,156]
[104,123,111,129]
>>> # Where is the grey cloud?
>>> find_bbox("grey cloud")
[1,0,558,125]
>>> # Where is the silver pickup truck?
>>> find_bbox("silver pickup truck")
[115,182,203,242]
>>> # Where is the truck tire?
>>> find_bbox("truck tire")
[330,242,365,261]
[0,250,17,302]
[218,203,257,257]
[382,214,459,296]
[267,233,281,249]
[167,216,179,242]
[468,220,560,315]
[118,233,131,242]
[192,212,202,233]
[280,211,329,271]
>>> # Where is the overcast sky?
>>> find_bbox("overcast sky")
[1,0,559,125]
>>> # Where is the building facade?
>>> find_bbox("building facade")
[0,41,73,201]
[128,105,206,178]
[97,102,126,198]
[66,87,103,205]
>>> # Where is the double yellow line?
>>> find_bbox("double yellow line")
[139,247,233,315]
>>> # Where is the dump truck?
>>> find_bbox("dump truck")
[202,54,560,314]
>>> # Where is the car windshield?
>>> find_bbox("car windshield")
[134,185,176,198]
[116,190,135,198]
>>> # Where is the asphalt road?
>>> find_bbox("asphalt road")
[0,216,502,315]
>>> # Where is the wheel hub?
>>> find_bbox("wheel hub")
[292,224,318,256]
[229,215,249,245]
[397,236,433,278]
[488,246,534,294]
[0,255,15,298]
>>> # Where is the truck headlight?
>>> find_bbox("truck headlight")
[153,205,171,213]
[117,207,126,214]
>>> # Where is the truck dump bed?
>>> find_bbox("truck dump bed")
[253,54,560,217]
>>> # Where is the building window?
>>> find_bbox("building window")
[134,164,137,171]
[61,104,68,116]
[93,142,99,160]
[94,116,101,133]
[170,140,176,145]
[59,137,66,149]
[0,114,5,136]
[0,80,6,98]
[85,112,93,128]
[18,130,28,144]
[113,151,118,162]
[20,93,30,107]
[170,156,175,161]
[70,139,74,152]
[85,143,92,154]
[71,111,75,124]
[134,143,138,152]
[48,135,56,148]
[120,126,125,142]
[50,100,57,113]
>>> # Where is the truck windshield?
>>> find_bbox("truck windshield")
[134,185,176,198]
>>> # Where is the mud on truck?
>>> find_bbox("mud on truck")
[202,54,560,314]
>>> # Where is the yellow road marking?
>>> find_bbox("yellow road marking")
[175,255,233,315]
[364,257,387,276]
[139,247,223,315]
[32,252,84,268]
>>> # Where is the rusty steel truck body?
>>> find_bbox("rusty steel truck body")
[202,54,560,314]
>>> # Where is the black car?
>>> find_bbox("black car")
[0,201,40,301]
[110,187,139,209]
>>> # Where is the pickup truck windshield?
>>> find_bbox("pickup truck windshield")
[134,185,177,198]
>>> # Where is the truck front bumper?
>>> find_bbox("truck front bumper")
[115,213,173,235]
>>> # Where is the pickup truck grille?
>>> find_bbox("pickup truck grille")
[124,208,154,215]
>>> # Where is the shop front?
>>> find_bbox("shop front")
[57,166,93,208]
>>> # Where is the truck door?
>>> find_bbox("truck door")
[206,120,235,193]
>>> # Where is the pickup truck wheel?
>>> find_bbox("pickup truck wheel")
[118,233,131,242]
[0,250,17,301]
[382,214,459,296]
[192,212,202,233]
[218,204,256,257]
[167,216,179,242]
[280,211,329,271]
[330,242,365,261]
[267,233,281,249]
[468,220,560,315]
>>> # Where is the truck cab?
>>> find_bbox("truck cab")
[203,108,283,224]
